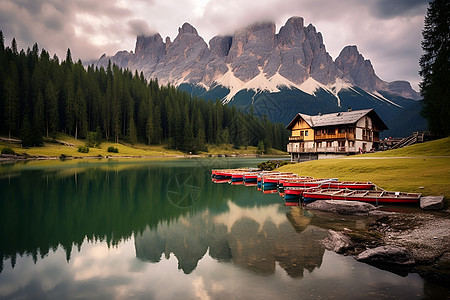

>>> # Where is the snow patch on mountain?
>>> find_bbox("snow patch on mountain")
[215,67,355,107]
[369,91,403,108]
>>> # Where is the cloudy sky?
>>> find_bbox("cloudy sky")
[0,0,428,90]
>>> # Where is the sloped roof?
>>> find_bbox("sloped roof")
[286,109,388,130]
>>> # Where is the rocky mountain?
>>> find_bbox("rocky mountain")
[93,16,425,137]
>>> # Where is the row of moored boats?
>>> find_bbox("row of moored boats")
[211,168,422,206]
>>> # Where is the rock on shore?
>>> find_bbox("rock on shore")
[356,245,415,266]
[420,196,445,210]
[323,230,354,253]
[305,200,376,215]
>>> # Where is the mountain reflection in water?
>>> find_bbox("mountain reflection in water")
[135,201,327,277]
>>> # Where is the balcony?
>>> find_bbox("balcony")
[288,136,304,141]
[315,133,355,140]
[287,143,357,154]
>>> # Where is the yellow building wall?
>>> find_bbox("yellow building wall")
[290,118,314,140]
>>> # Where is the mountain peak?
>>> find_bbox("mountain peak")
[178,23,198,35]
[336,45,384,91]
[285,16,304,28]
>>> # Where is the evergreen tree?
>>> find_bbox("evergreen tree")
[0,30,4,52]
[34,91,45,136]
[65,48,73,65]
[207,108,213,143]
[11,38,18,54]
[257,140,264,154]
[263,137,272,154]
[74,85,88,139]
[195,109,206,151]
[153,105,162,144]
[128,117,138,145]
[146,114,154,145]
[183,117,194,152]
[45,81,59,137]
[20,114,33,147]
[103,80,112,141]
[4,72,19,138]
[419,0,450,137]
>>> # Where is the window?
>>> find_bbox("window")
[326,141,333,147]
[339,127,346,133]
[305,131,308,136]
[327,128,335,135]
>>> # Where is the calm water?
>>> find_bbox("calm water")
[0,158,447,299]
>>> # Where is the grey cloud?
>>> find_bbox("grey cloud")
[370,0,428,19]
[10,0,47,16]
[74,0,133,17]
[12,0,69,16]
[43,17,64,32]
[128,19,156,36]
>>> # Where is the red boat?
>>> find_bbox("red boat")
[242,172,259,182]
[284,187,314,205]
[318,181,375,190]
[211,168,254,179]
[212,178,230,184]
[278,176,313,186]
[262,174,297,186]
[303,189,421,204]
[231,172,245,182]
[283,178,338,188]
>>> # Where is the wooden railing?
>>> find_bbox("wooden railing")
[315,133,355,140]
[288,136,304,141]
[287,143,357,153]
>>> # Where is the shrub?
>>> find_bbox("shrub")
[1,146,15,155]
[86,131,102,148]
[78,146,89,153]
[257,160,293,171]
[107,146,119,153]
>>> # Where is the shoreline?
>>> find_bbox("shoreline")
[314,207,450,286]
[0,153,289,163]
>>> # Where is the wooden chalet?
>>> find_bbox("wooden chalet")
[286,108,388,161]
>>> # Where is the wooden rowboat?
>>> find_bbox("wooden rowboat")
[284,187,314,206]
[317,181,375,190]
[303,189,421,204]
[283,178,338,188]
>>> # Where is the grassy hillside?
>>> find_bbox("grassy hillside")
[278,137,450,201]
[366,137,450,157]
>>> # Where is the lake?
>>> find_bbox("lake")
[0,158,447,299]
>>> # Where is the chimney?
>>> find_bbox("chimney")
[347,107,352,112]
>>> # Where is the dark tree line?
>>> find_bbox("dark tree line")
[419,0,450,137]
[0,33,289,152]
